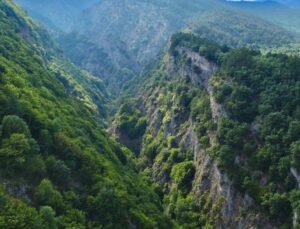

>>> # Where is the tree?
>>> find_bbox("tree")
[0,115,30,138]
[46,156,71,187]
[224,48,255,73]
[171,161,195,194]
[0,133,30,170]
[34,179,64,213]
[262,193,292,223]
[25,154,46,181]
[39,206,57,229]
[87,184,128,226]
[38,129,53,153]
[0,198,42,229]
[292,140,300,169]
[58,209,86,229]
[217,145,235,168]
[287,121,300,142]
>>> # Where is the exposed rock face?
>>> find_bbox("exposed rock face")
[291,167,300,227]
[176,47,227,120]
[139,47,275,228]
[2,179,29,200]
[291,167,300,189]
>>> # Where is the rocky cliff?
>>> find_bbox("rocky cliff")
[113,36,277,228]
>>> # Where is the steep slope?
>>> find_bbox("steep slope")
[187,10,296,49]
[113,33,300,228]
[58,0,298,93]
[58,0,226,91]
[15,0,99,31]
[17,0,298,94]
[0,1,171,228]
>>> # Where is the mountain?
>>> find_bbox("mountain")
[225,0,298,6]
[56,0,228,91]
[18,0,300,94]
[113,32,300,228]
[235,0,300,8]
[276,0,300,7]
[187,9,296,49]
[226,0,300,34]
[0,1,172,228]
[15,0,99,31]
[16,0,297,94]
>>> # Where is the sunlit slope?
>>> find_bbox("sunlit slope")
[0,1,171,228]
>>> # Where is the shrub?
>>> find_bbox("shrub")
[1,115,30,138]
[171,161,195,194]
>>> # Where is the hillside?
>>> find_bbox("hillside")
[227,0,300,34]
[187,10,296,49]
[59,0,298,92]
[274,0,300,7]
[57,0,226,91]
[60,0,300,90]
[0,1,171,228]
[17,0,298,94]
[113,33,300,228]
[15,0,99,31]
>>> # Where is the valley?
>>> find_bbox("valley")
[1,0,300,228]
[17,0,300,93]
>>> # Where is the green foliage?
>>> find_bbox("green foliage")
[0,191,42,229]
[262,193,292,224]
[0,115,30,138]
[57,209,87,229]
[208,35,300,227]
[170,194,202,228]
[214,83,232,103]
[170,32,225,63]
[34,179,64,213]
[190,10,296,50]
[292,140,300,169]
[0,133,30,168]
[39,206,58,229]
[0,1,171,228]
[146,32,300,227]
[117,102,147,139]
[0,115,40,175]
[171,161,195,194]
[45,156,71,187]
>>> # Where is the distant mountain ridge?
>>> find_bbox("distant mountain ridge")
[188,9,295,49]
[226,0,300,34]
[226,0,299,7]
[16,0,100,30]
[16,0,299,93]
[267,0,300,7]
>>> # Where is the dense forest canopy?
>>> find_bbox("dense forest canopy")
[0,1,172,228]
